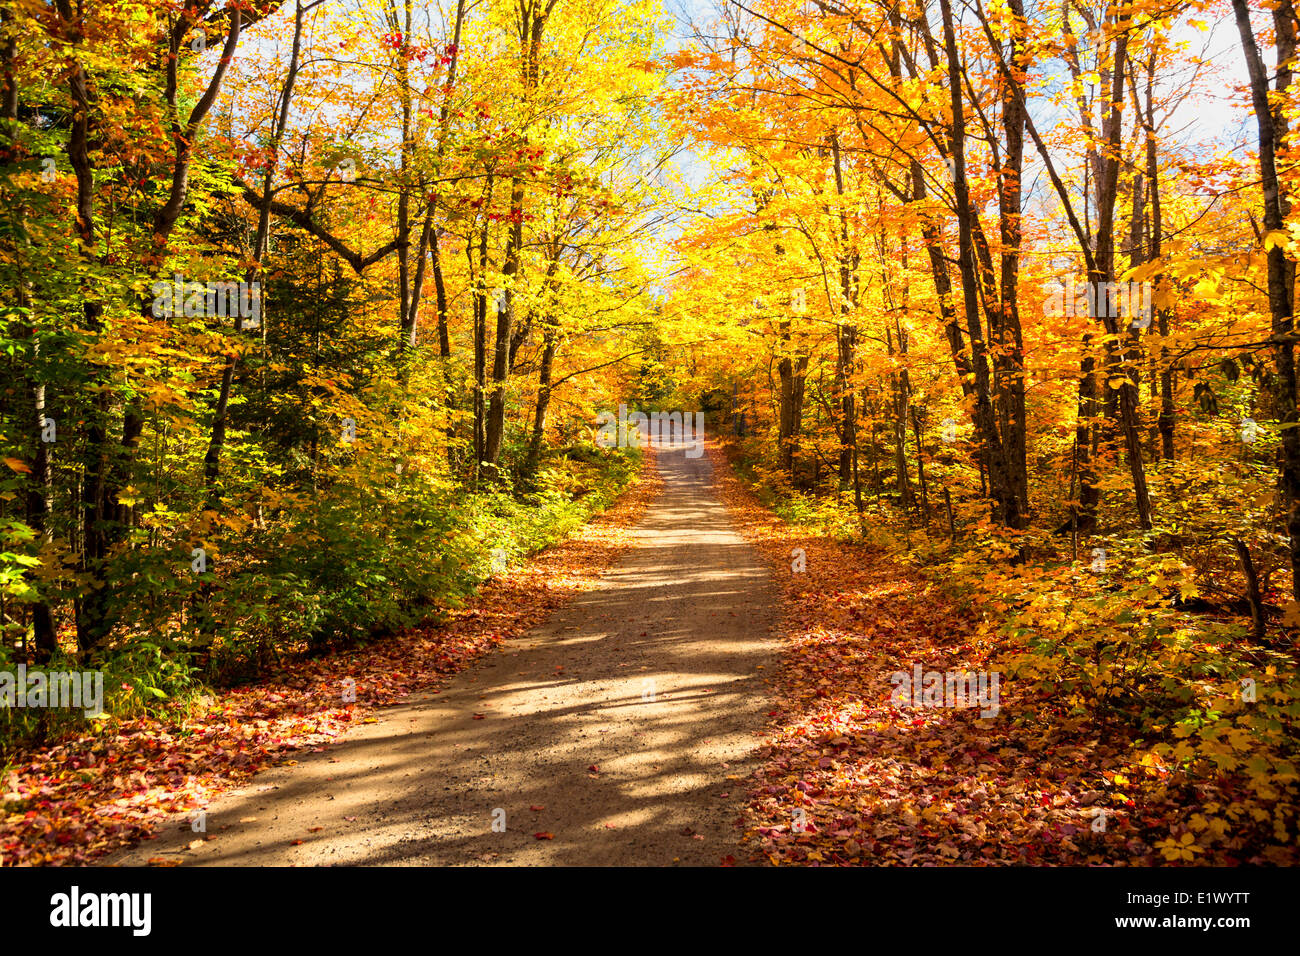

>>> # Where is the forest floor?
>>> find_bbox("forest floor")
[716,445,1284,865]
[103,442,781,865]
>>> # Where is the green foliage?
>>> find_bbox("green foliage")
[0,640,201,759]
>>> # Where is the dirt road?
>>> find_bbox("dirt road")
[106,441,779,866]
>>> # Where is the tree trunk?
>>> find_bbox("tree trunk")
[1091,28,1152,531]
[994,0,1030,515]
[1232,0,1300,597]
[2,23,57,659]
[432,227,451,358]
[524,326,558,477]
[938,0,1025,528]
[828,131,859,483]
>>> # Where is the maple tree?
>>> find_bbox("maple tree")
[0,0,664,724]
[662,0,1300,863]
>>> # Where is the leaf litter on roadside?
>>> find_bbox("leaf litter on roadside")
[0,456,660,866]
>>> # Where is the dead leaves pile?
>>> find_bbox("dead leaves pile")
[0,453,657,867]
[708,444,1286,866]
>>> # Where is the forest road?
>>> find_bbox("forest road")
[106,440,780,866]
